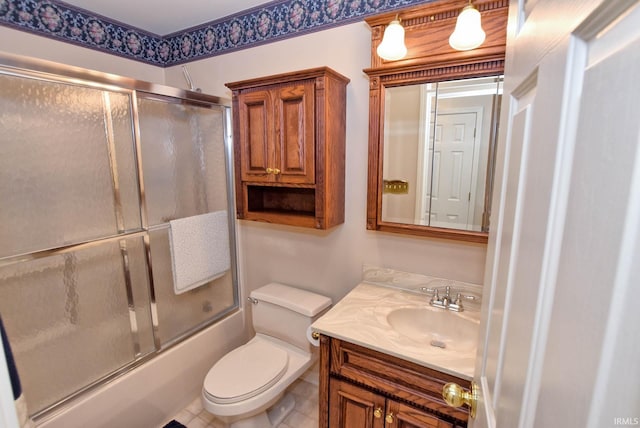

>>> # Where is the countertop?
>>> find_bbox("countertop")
[311,281,480,380]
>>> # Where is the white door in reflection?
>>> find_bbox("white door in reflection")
[423,109,481,229]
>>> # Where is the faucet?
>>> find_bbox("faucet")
[422,285,450,309]
[420,284,476,312]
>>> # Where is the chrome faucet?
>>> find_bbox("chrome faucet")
[420,285,476,312]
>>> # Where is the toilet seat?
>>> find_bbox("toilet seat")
[203,336,289,404]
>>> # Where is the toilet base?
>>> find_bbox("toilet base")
[226,393,296,428]
[266,392,295,427]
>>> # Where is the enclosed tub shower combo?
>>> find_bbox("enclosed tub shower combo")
[0,54,239,421]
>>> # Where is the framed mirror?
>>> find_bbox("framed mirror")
[365,0,508,243]
[382,75,503,231]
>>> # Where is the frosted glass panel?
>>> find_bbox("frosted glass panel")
[107,92,142,234]
[149,227,235,345]
[138,96,236,345]
[138,97,228,225]
[0,237,154,414]
[0,74,140,258]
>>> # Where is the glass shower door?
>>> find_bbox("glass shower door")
[0,73,155,415]
[136,95,237,346]
[0,64,238,419]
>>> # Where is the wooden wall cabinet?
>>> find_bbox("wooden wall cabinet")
[226,67,349,229]
[320,336,470,428]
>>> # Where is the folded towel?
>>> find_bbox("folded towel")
[169,211,230,295]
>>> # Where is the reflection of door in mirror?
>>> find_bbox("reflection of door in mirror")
[382,76,502,232]
[427,110,479,228]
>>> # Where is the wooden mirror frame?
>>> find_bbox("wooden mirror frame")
[365,0,508,243]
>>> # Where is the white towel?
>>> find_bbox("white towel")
[169,211,230,295]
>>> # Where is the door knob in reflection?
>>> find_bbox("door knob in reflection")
[442,381,478,418]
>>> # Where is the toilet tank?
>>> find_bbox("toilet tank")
[250,283,331,352]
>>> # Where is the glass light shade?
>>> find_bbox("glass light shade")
[377,20,407,61]
[449,5,486,51]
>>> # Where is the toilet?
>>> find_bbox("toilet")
[202,283,331,428]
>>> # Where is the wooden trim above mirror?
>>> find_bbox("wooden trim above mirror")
[365,0,508,244]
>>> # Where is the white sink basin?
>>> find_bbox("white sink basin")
[386,307,479,352]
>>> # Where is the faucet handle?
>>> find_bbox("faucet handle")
[420,287,442,304]
[454,293,462,305]
[419,287,440,298]
[446,293,464,312]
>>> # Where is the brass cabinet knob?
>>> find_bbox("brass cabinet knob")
[373,407,382,419]
[442,381,478,418]
[385,412,394,424]
[273,168,281,175]
[311,331,320,340]
[266,167,274,174]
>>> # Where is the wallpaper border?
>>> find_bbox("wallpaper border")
[0,0,433,67]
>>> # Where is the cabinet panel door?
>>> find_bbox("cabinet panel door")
[237,89,273,182]
[389,400,454,428]
[329,378,385,428]
[275,81,315,183]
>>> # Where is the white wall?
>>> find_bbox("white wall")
[164,21,487,306]
[0,20,487,426]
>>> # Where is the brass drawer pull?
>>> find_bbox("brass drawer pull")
[374,407,382,419]
[385,412,394,423]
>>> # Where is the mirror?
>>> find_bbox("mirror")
[382,75,503,232]
[364,0,508,243]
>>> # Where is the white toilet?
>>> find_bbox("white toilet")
[202,283,331,428]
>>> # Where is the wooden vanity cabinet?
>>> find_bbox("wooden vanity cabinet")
[320,336,470,428]
[226,67,349,229]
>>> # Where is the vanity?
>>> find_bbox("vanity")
[313,267,481,428]
[310,0,504,423]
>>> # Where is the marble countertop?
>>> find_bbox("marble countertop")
[311,281,480,380]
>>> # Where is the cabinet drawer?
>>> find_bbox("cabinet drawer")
[330,338,470,422]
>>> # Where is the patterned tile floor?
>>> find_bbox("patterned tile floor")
[163,378,319,428]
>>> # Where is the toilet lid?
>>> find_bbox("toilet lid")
[203,338,289,404]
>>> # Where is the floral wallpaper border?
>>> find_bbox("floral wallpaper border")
[0,0,433,67]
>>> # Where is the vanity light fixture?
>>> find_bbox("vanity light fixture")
[449,1,486,51]
[377,16,407,61]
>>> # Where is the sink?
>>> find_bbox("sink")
[386,307,479,352]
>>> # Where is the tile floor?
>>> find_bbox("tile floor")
[163,378,319,428]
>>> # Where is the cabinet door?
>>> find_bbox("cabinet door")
[388,400,454,428]
[329,378,385,428]
[274,81,315,184]
[237,89,274,182]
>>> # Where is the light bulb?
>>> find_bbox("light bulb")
[449,5,486,51]
[377,20,407,61]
